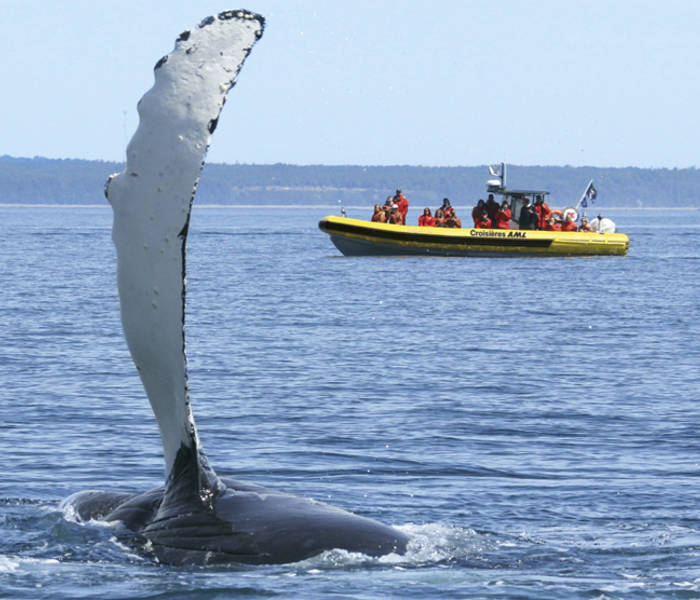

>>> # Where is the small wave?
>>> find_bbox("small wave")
[0,554,59,573]
[0,497,46,507]
[0,555,20,573]
[394,522,496,565]
[289,522,494,571]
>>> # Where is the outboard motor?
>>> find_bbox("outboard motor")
[590,214,616,233]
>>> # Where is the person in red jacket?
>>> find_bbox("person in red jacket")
[371,204,386,222]
[543,215,561,231]
[418,207,436,227]
[485,194,499,225]
[434,207,447,227]
[561,214,577,231]
[393,189,409,225]
[494,200,512,229]
[446,212,462,228]
[439,198,454,218]
[534,195,552,229]
[472,199,486,227]
[475,210,492,229]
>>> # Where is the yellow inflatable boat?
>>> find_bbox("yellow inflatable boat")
[319,163,629,257]
[318,216,629,257]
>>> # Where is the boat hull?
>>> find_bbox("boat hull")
[319,216,629,257]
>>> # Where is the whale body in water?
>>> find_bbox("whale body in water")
[64,10,408,565]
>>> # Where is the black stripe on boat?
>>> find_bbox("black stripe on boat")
[319,220,553,249]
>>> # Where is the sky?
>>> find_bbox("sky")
[2,0,699,168]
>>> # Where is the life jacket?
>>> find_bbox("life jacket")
[495,208,511,229]
[472,205,484,226]
[396,195,409,215]
[535,203,552,229]
[486,199,499,221]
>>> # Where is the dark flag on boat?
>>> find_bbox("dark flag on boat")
[581,181,597,208]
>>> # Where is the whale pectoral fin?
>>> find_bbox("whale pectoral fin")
[70,11,408,567]
[106,11,264,485]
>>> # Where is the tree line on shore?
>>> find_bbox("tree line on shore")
[1,155,698,207]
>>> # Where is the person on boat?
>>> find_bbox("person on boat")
[418,207,436,227]
[472,199,486,227]
[440,198,454,218]
[485,194,499,225]
[578,216,594,232]
[518,197,538,230]
[393,189,409,225]
[534,195,552,230]
[371,204,387,223]
[475,210,491,229]
[543,215,561,231]
[434,207,447,227]
[561,213,578,231]
[445,211,462,228]
[494,200,512,229]
[386,204,402,224]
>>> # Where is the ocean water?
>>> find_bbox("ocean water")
[1,204,699,599]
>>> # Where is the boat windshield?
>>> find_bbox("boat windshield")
[493,189,550,225]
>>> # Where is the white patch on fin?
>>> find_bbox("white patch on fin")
[105,11,264,478]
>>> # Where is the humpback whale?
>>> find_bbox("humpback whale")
[64,10,408,565]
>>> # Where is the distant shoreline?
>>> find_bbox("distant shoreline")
[2,156,698,208]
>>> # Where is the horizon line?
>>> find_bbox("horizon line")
[1,154,698,171]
